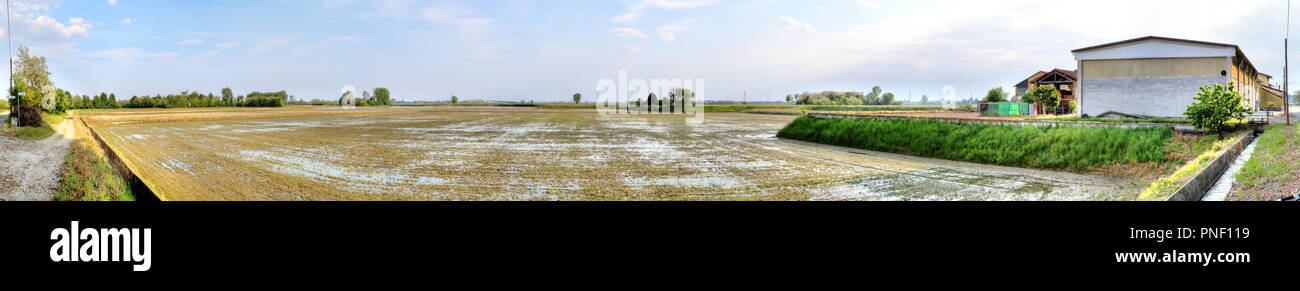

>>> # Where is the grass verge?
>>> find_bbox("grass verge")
[57,139,134,201]
[1023,116,1192,124]
[776,116,1173,171]
[15,124,55,140]
[1231,124,1299,200]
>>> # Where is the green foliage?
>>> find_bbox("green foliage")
[1235,124,1299,187]
[1024,86,1060,112]
[14,46,52,108]
[1184,83,1251,139]
[799,105,943,112]
[777,116,1174,170]
[57,142,134,201]
[120,89,286,108]
[792,88,904,106]
[984,87,1009,102]
[1032,116,1191,124]
[573,93,582,104]
[451,96,459,104]
[15,123,55,140]
[373,87,392,106]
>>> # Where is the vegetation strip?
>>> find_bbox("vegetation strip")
[1232,124,1300,200]
[79,117,158,201]
[777,116,1173,171]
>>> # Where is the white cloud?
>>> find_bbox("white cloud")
[108,0,118,5]
[214,42,240,49]
[611,28,651,39]
[247,39,291,55]
[771,16,815,32]
[614,0,719,23]
[0,14,94,44]
[857,1,881,8]
[178,39,205,45]
[120,18,135,25]
[623,45,642,53]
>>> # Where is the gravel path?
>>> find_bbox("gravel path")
[0,119,74,201]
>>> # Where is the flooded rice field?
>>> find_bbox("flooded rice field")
[95,109,1142,200]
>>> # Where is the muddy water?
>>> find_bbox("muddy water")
[98,109,1141,200]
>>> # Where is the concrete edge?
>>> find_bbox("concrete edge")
[1165,129,1259,201]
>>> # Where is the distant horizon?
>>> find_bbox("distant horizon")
[5,0,1298,103]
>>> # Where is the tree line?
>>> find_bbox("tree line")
[119,89,289,108]
[786,86,904,106]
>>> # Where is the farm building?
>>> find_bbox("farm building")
[1013,68,1078,113]
[1072,36,1277,118]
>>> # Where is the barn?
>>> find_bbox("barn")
[1072,36,1274,118]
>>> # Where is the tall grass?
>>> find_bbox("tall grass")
[777,116,1174,170]
[57,141,134,201]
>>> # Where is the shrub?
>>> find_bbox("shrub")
[1185,83,1250,140]
[1023,86,1060,114]
[776,116,1174,170]
[984,87,1009,102]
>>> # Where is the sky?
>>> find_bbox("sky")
[2,0,1298,103]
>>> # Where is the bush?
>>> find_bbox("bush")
[18,104,45,127]
[1185,83,1250,140]
[984,87,1008,102]
[776,116,1174,170]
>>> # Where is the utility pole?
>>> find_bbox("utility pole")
[1288,0,1293,125]
[7,0,14,127]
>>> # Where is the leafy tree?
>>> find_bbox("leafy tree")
[221,87,234,105]
[865,86,882,105]
[451,96,458,104]
[573,93,581,104]
[373,87,391,106]
[14,46,52,110]
[984,87,1008,102]
[1185,83,1251,140]
[920,95,929,105]
[785,94,793,103]
[881,92,895,105]
[1024,86,1060,114]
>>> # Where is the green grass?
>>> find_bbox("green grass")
[1024,116,1192,124]
[798,105,945,112]
[776,116,1174,171]
[15,125,55,140]
[1138,136,1237,200]
[57,141,134,201]
[1235,124,1299,187]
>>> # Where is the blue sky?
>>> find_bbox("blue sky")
[5,0,1298,102]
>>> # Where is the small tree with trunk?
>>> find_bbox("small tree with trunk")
[1185,83,1250,140]
[573,93,581,104]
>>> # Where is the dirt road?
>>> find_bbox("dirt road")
[0,119,74,201]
